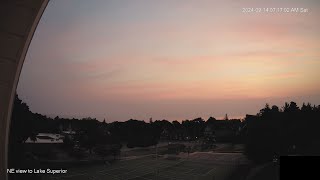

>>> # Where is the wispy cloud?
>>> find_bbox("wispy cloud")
[18,0,320,121]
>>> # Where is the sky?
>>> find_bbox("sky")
[17,0,320,122]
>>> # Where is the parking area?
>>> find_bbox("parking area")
[43,152,249,180]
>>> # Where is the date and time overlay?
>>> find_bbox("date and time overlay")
[242,7,309,14]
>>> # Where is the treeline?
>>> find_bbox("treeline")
[244,102,320,163]
[10,94,320,164]
[10,95,240,149]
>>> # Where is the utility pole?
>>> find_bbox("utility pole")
[155,143,159,179]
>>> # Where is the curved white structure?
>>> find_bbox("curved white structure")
[0,1,49,179]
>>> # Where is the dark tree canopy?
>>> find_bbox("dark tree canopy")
[9,94,320,165]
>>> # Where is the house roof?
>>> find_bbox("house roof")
[25,133,64,144]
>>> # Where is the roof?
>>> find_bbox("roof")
[25,133,64,144]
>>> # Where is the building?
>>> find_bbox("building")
[25,133,64,144]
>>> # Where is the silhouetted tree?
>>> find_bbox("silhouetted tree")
[283,101,299,113]
[9,95,36,143]
[259,103,271,116]
[271,105,279,113]
[8,94,39,179]
[206,117,217,124]
[244,101,320,164]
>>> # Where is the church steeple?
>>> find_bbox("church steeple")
[224,114,229,120]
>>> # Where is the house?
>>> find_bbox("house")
[25,133,64,144]
[24,133,64,159]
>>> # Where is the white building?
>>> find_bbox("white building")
[25,133,64,144]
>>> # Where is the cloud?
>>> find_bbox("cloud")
[18,0,320,121]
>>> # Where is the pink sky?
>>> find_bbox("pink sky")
[18,0,320,121]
